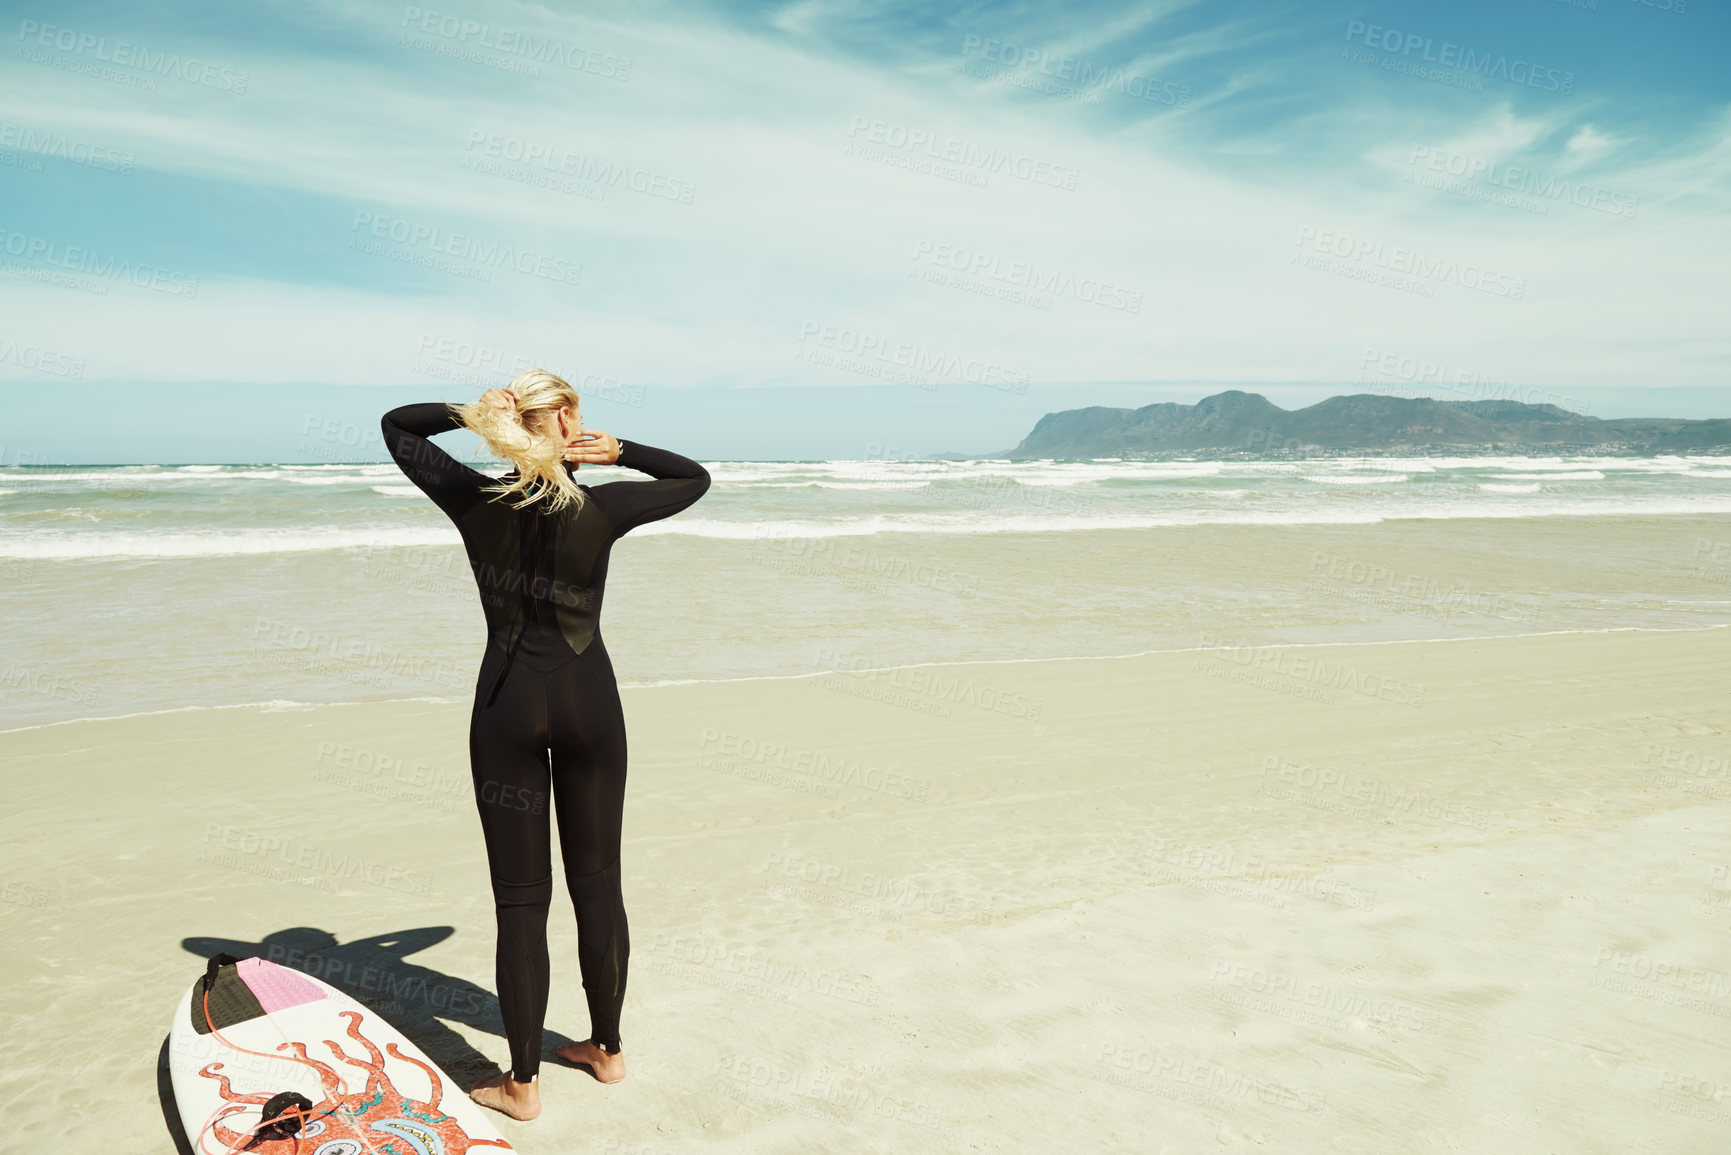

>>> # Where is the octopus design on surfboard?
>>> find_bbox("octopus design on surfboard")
[197,1009,510,1154]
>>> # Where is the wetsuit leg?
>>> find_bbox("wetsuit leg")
[468,651,556,1083]
[548,647,631,1053]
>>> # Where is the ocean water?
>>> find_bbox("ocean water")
[3,454,1730,729]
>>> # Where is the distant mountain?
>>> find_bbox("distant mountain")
[1000,391,1731,459]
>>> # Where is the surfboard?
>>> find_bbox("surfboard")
[167,954,515,1154]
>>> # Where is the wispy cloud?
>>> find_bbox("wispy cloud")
[1,0,1725,421]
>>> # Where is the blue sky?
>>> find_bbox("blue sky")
[2,0,1726,461]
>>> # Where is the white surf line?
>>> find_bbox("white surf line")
[0,696,463,735]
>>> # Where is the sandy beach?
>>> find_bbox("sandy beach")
[5,0,1725,1148]
[3,624,1729,1152]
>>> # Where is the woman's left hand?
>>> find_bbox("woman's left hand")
[563,430,621,467]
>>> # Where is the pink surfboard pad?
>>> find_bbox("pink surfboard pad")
[236,956,327,1014]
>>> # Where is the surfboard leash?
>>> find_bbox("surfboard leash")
[194,982,321,1155]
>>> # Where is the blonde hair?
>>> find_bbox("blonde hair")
[455,369,587,512]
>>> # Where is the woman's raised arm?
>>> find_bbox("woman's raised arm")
[585,439,711,536]
[380,402,491,516]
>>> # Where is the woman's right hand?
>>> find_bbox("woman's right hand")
[480,388,517,411]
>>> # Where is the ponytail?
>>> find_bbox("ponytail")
[454,369,587,512]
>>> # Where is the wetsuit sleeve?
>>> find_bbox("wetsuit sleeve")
[381,403,492,516]
[587,439,711,536]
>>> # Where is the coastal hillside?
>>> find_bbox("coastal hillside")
[1003,391,1731,458]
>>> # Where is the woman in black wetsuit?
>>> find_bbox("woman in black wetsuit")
[381,370,710,1120]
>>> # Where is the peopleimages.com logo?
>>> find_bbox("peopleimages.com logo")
[1343,21,1574,94]
[15,20,249,92]
[1407,145,1637,219]
[0,121,133,173]
[349,210,581,285]
[0,229,200,297]
[909,239,1143,313]
[960,34,1190,106]
[1293,227,1525,300]
[399,7,631,80]
[845,117,1079,190]
[0,336,85,378]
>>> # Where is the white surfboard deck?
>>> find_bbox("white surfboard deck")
[167,956,514,1154]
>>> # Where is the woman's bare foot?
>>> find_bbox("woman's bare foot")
[556,1040,626,1083]
[470,1072,542,1120]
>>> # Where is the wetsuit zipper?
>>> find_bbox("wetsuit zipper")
[485,506,550,708]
